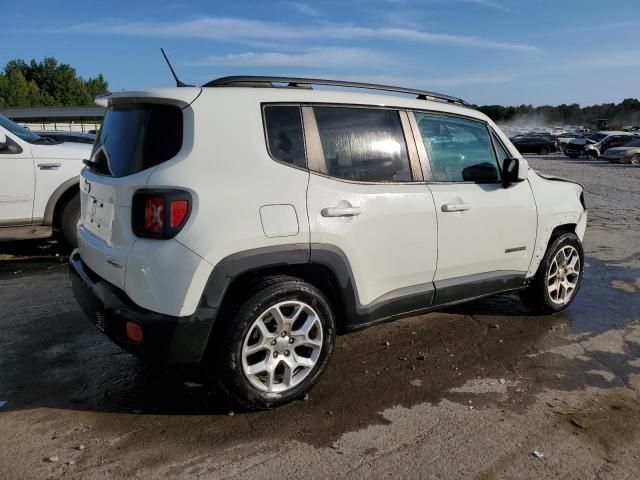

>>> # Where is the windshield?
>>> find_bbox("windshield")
[587,133,607,142]
[0,114,42,143]
[89,103,183,177]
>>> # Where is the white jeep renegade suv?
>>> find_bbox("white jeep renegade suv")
[70,77,587,409]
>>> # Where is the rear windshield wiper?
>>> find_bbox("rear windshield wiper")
[83,158,110,175]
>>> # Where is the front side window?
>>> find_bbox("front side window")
[414,112,500,183]
[491,133,511,169]
[263,105,306,168]
[313,107,412,182]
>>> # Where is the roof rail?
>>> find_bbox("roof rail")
[203,76,471,107]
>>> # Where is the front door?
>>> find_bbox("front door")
[0,130,34,225]
[304,105,438,325]
[411,111,537,305]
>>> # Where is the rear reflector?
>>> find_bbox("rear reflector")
[170,200,189,228]
[126,321,144,342]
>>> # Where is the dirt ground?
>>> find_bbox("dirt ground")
[1,155,639,479]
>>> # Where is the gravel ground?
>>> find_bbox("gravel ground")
[0,154,639,479]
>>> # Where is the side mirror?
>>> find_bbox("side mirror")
[502,157,528,187]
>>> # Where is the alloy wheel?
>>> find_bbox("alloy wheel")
[547,246,581,305]
[241,300,323,393]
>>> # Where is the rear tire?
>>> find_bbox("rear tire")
[519,232,584,314]
[213,275,336,410]
[60,193,80,248]
[539,147,550,155]
[630,153,640,165]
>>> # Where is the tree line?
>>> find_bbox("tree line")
[477,99,640,128]
[0,57,108,108]
[1,57,639,128]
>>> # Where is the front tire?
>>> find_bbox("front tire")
[214,275,336,409]
[519,232,584,314]
[60,193,80,248]
[539,147,550,155]
[630,153,640,165]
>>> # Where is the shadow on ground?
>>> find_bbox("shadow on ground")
[1,253,639,449]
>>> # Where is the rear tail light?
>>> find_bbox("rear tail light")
[132,189,192,238]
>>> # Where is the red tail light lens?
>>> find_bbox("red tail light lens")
[132,190,192,238]
[170,200,189,228]
[144,197,164,233]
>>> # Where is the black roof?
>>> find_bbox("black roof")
[203,75,470,107]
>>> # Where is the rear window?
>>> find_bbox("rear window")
[89,104,183,177]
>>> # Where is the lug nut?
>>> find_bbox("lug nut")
[271,340,277,346]
[289,338,294,344]
[281,332,287,337]
[284,350,290,356]
[273,352,279,358]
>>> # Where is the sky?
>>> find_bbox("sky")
[2,0,640,106]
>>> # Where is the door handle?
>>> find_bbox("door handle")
[37,162,62,170]
[441,203,471,212]
[321,206,362,217]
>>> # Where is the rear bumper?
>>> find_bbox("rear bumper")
[69,249,216,366]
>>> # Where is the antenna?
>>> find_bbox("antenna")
[160,48,193,87]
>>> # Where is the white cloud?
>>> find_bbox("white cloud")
[70,17,538,52]
[462,0,511,12]
[286,2,322,17]
[195,48,397,69]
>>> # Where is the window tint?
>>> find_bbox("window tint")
[263,105,306,168]
[414,112,500,183]
[313,107,411,182]
[90,104,182,177]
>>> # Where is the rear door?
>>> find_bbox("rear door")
[0,129,34,225]
[305,105,438,323]
[410,111,537,305]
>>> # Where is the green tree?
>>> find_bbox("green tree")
[0,57,108,107]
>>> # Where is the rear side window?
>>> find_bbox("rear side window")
[263,105,306,168]
[313,107,411,182]
[89,104,183,177]
[414,112,500,183]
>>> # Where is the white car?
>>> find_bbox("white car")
[70,77,587,409]
[0,115,92,246]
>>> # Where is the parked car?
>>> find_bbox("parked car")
[602,138,640,164]
[510,136,557,155]
[35,131,96,145]
[556,132,582,153]
[565,131,635,159]
[0,114,91,246]
[69,76,587,409]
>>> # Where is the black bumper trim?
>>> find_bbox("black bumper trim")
[69,250,216,366]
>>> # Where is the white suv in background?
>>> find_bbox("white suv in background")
[70,77,587,409]
[0,115,91,246]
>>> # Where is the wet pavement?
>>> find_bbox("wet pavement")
[1,154,639,479]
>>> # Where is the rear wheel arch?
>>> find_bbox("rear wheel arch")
[201,245,354,343]
[45,176,80,227]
